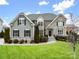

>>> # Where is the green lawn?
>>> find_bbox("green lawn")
[0,41,73,59]
[76,43,79,59]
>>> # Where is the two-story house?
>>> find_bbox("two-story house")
[10,12,67,42]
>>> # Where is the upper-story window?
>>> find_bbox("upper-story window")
[38,22,43,26]
[18,17,26,25]
[57,22,64,26]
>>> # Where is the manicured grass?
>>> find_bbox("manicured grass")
[76,43,79,59]
[0,41,73,59]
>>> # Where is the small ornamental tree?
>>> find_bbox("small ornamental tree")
[66,31,78,59]
[4,28,10,43]
[34,25,40,43]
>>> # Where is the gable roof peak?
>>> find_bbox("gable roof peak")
[10,12,35,25]
[18,12,25,15]
[37,16,44,22]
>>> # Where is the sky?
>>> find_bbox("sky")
[0,0,79,24]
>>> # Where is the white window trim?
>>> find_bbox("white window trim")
[13,29,19,37]
[58,22,63,27]
[24,29,31,37]
[19,17,25,25]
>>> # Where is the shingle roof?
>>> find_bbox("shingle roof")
[27,13,57,21]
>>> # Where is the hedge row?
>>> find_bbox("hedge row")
[6,39,28,44]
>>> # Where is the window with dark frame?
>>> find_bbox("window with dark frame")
[58,29,63,34]
[57,22,58,26]
[39,30,43,36]
[63,22,64,26]
[38,22,43,26]
[57,22,64,26]
[13,30,19,37]
[18,17,26,25]
[24,30,31,37]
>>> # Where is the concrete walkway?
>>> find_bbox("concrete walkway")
[48,36,56,42]
[0,38,4,45]
[0,38,56,45]
[2,41,56,46]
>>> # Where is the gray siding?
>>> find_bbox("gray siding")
[46,16,66,36]
[10,14,34,41]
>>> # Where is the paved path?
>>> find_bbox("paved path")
[0,38,4,44]
[0,38,56,45]
[3,41,56,46]
[48,36,56,42]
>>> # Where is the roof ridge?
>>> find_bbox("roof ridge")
[27,13,57,16]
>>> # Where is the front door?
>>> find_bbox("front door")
[48,29,53,36]
[48,29,55,41]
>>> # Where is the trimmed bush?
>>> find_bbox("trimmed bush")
[25,40,27,43]
[30,40,34,43]
[40,35,48,42]
[19,40,24,44]
[7,40,12,44]
[13,39,18,44]
[54,36,67,41]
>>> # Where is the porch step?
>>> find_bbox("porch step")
[48,36,56,42]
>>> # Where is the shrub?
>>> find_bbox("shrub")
[25,40,27,43]
[7,40,12,44]
[4,28,10,43]
[19,40,24,44]
[40,35,48,42]
[54,36,67,41]
[13,39,18,44]
[30,40,34,43]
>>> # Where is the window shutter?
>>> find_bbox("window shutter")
[29,31,31,37]
[63,22,64,26]
[57,22,58,26]
[24,30,25,37]
[18,30,19,37]
[17,19,19,25]
[13,30,14,37]
[24,19,26,25]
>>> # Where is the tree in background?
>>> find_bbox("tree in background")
[4,28,10,43]
[34,25,40,43]
[66,31,78,59]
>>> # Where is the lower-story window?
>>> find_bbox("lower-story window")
[24,30,31,37]
[58,29,63,35]
[39,30,43,36]
[13,29,19,37]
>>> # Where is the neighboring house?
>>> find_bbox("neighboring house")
[65,24,79,34]
[10,12,67,42]
[0,18,3,33]
[0,18,4,38]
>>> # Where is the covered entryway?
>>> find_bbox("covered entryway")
[48,29,56,41]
